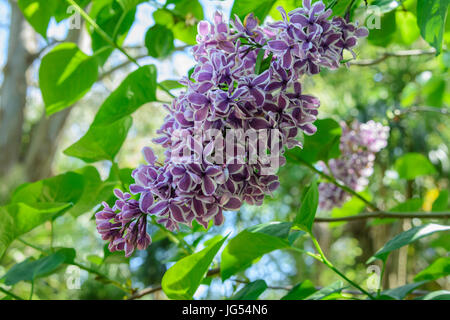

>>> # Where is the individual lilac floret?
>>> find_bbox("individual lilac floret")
[96,0,368,256]
[318,120,390,210]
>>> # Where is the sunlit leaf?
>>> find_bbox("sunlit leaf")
[0,203,72,257]
[39,43,98,115]
[293,181,318,233]
[162,236,227,300]
[221,222,299,281]
[414,257,450,282]
[417,0,448,54]
[368,224,450,263]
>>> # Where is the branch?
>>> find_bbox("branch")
[393,106,449,117]
[350,48,437,66]
[314,211,450,223]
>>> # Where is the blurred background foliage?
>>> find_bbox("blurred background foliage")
[0,0,448,300]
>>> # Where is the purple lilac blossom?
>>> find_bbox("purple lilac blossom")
[318,120,390,211]
[96,0,368,256]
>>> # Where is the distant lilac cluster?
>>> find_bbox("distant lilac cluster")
[318,120,389,210]
[96,0,368,256]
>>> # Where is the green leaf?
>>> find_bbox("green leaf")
[64,116,132,163]
[414,257,450,282]
[415,290,450,300]
[91,1,136,65]
[379,281,428,300]
[161,235,227,300]
[432,190,449,212]
[53,0,91,22]
[281,280,316,300]
[11,171,84,205]
[159,80,185,90]
[269,0,302,20]
[2,248,76,285]
[254,49,265,74]
[117,0,146,11]
[145,24,175,58]
[231,0,277,22]
[168,0,204,20]
[0,203,72,257]
[70,166,116,217]
[92,65,157,126]
[306,281,344,300]
[369,0,400,13]
[165,0,204,45]
[293,181,318,233]
[367,10,397,47]
[231,280,268,300]
[394,153,437,180]
[18,0,57,38]
[394,10,421,45]
[39,43,98,115]
[286,118,342,165]
[368,224,450,263]
[221,222,298,280]
[423,75,446,107]
[417,0,448,54]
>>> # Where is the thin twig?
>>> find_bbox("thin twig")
[314,211,450,222]
[392,106,449,117]
[350,48,437,66]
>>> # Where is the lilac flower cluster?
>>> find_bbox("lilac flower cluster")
[318,120,390,210]
[96,0,368,256]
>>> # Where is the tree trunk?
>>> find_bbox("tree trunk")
[0,0,31,176]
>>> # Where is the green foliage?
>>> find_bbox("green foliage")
[92,65,158,126]
[64,65,156,162]
[394,153,437,180]
[11,172,84,205]
[293,181,319,233]
[0,203,72,258]
[145,25,175,58]
[305,281,345,300]
[90,0,136,65]
[368,10,397,46]
[161,236,227,300]
[368,224,450,263]
[231,0,277,21]
[17,0,57,38]
[286,118,342,165]
[220,222,301,281]
[417,0,449,54]
[379,281,428,300]
[2,248,76,285]
[414,257,450,281]
[39,43,98,116]
[281,280,316,300]
[230,280,268,300]
[64,116,132,163]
